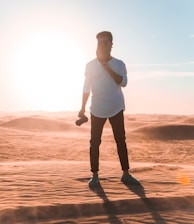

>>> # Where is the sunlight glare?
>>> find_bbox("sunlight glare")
[11,32,85,111]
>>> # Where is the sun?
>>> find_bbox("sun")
[10,32,86,111]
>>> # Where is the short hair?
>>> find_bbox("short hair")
[96,31,113,42]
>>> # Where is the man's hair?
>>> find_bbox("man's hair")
[96,31,113,42]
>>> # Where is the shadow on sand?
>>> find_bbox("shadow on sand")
[90,180,167,224]
[123,181,167,224]
[89,183,122,224]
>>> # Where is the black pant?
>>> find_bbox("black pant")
[90,110,129,173]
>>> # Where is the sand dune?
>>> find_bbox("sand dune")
[134,123,194,140]
[181,117,194,124]
[0,116,84,132]
[0,112,194,223]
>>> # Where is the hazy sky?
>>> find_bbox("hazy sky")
[0,0,194,114]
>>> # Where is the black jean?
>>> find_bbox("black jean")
[90,110,129,173]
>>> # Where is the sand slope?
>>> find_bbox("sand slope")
[0,161,194,223]
[0,112,194,223]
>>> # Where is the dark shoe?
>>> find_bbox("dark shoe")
[121,174,140,185]
[88,176,100,188]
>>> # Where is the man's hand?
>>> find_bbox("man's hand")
[76,113,88,126]
[78,109,85,118]
[101,61,110,70]
[101,61,123,84]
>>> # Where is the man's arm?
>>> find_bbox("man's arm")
[101,61,123,84]
[78,93,90,117]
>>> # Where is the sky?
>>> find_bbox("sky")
[0,0,194,115]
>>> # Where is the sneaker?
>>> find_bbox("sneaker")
[88,176,100,188]
[121,174,140,185]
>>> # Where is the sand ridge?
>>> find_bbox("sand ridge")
[0,115,85,132]
[133,123,194,140]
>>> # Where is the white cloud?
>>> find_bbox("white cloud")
[188,34,194,38]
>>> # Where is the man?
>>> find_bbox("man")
[78,31,139,187]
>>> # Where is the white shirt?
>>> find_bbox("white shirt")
[83,57,127,118]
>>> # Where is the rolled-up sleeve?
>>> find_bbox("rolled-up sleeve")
[120,61,127,87]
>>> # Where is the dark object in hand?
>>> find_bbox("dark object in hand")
[75,115,88,126]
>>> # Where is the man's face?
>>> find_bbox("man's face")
[96,36,112,61]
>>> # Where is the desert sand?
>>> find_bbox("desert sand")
[0,111,194,224]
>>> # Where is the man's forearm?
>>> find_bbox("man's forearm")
[79,93,89,117]
[82,93,89,109]
[102,62,123,84]
[107,68,123,84]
